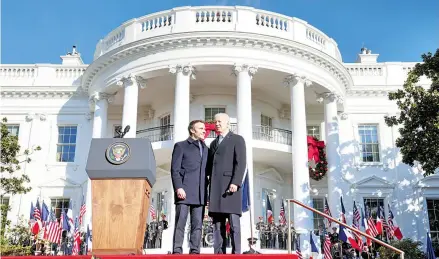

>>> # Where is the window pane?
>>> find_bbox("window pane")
[205,108,226,122]
[358,125,380,162]
[6,125,20,137]
[57,126,77,162]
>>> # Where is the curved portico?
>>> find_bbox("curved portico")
[83,5,353,253]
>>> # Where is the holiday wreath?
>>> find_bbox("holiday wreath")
[307,136,328,181]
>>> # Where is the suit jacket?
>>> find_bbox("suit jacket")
[170,137,208,205]
[207,131,246,216]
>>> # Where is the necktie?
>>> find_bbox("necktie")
[218,135,224,145]
[198,140,203,157]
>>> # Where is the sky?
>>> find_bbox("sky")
[1,0,438,64]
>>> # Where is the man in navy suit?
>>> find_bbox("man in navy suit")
[170,120,208,254]
[207,113,246,254]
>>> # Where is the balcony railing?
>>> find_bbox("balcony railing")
[94,6,340,61]
[136,124,292,146]
[137,125,174,142]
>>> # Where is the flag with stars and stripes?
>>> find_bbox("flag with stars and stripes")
[79,194,86,225]
[322,226,332,259]
[365,206,379,246]
[31,199,42,235]
[150,203,156,219]
[352,201,364,251]
[72,217,81,255]
[324,197,332,227]
[279,200,286,225]
[46,208,61,244]
[295,237,303,259]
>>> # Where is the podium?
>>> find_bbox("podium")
[85,138,156,255]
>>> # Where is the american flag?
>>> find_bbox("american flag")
[46,208,61,244]
[79,195,86,225]
[324,197,332,226]
[150,203,156,219]
[322,227,332,259]
[378,206,390,241]
[279,200,286,225]
[34,199,41,221]
[387,204,395,239]
[365,206,379,247]
[31,199,42,235]
[295,237,303,259]
[72,217,81,255]
[352,202,364,251]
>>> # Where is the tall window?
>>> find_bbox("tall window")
[307,126,320,140]
[56,126,77,162]
[204,107,226,122]
[312,198,325,232]
[261,189,276,223]
[6,125,20,137]
[358,125,380,162]
[159,115,171,141]
[364,198,387,241]
[50,198,70,220]
[427,199,439,256]
[260,114,273,140]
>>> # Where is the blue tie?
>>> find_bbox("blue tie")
[198,140,203,157]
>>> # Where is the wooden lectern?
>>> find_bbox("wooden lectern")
[85,138,156,255]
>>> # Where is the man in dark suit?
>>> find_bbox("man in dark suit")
[170,120,208,254]
[207,113,246,254]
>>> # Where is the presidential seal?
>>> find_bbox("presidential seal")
[106,142,131,165]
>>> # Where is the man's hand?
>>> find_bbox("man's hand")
[176,188,186,200]
[229,184,238,193]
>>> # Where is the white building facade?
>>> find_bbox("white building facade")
[1,6,436,255]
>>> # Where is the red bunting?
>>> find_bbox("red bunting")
[204,123,219,139]
[307,136,325,163]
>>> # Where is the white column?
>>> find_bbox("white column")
[284,74,313,252]
[90,92,113,138]
[166,65,195,253]
[117,75,146,138]
[234,64,258,249]
[320,92,343,219]
[85,92,113,237]
[169,64,195,142]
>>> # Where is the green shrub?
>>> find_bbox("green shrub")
[377,238,425,259]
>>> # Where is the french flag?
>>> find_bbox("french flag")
[266,194,274,223]
[338,197,361,251]
[388,204,403,240]
[375,206,384,235]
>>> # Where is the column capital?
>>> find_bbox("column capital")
[232,64,258,78]
[316,92,343,104]
[169,64,196,79]
[89,92,116,104]
[283,74,312,88]
[116,74,148,89]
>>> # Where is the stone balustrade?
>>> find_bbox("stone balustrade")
[0,64,88,86]
[92,6,341,61]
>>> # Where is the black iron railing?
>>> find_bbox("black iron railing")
[252,125,292,145]
[136,124,292,146]
[137,125,174,142]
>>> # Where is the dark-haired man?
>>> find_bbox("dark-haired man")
[171,120,208,254]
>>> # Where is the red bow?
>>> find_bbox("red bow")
[204,123,219,139]
[307,136,325,163]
